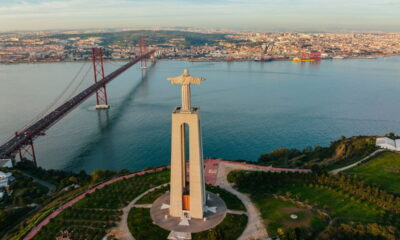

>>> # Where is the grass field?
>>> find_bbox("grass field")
[278,185,384,224]
[247,185,384,237]
[206,185,246,211]
[345,152,400,194]
[253,196,325,236]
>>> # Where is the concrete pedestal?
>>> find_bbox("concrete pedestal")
[170,107,205,219]
[151,192,226,233]
[95,104,110,109]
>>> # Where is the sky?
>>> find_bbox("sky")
[0,0,399,32]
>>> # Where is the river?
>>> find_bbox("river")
[0,58,399,173]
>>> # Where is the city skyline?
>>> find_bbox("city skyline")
[1,0,400,32]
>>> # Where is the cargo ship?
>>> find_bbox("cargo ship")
[255,56,290,62]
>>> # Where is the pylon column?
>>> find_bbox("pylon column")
[139,38,147,70]
[15,132,37,167]
[92,48,109,109]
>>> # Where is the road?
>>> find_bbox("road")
[20,172,56,195]
[329,149,385,174]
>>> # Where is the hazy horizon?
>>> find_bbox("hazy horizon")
[1,0,400,32]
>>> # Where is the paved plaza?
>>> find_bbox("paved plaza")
[150,191,227,233]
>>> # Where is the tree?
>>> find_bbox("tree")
[68,176,78,184]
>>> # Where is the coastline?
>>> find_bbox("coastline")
[1,54,399,65]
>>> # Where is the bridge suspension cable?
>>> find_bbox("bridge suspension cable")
[0,50,155,162]
[64,65,92,102]
[18,62,90,132]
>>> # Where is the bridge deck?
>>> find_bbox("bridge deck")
[0,50,155,159]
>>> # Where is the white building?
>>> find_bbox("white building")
[0,159,13,168]
[0,171,13,188]
[376,137,400,151]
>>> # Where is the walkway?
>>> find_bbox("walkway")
[204,158,311,185]
[330,149,385,174]
[20,172,56,195]
[23,167,168,240]
[215,161,268,240]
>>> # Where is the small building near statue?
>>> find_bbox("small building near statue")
[0,159,13,168]
[0,171,14,188]
[376,137,400,151]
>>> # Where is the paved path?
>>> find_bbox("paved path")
[204,158,311,186]
[20,172,56,195]
[23,167,168,240]
[133,204,153,208]
[226,209,247,215]
[330,149,385,174]
[215,161,269,240]
[109,184,167,240]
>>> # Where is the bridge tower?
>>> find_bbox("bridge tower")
[15,132,37,167]
[139,38,148,70]
[92,48,109,109]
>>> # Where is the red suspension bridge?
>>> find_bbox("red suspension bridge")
[0,42,154,166]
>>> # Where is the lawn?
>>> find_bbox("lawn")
[253,195,325,236]
[345,152,400,194]
[192,213,247,240]
[278,185,384,224]
[206,185,246,211]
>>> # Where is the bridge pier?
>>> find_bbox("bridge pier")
[15,132,37,167]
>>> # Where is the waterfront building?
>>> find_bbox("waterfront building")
[376,137,400,151]
[0,171,13,188]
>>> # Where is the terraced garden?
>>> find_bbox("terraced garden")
[31,170,169,240]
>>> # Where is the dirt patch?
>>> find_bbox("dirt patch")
[282,207,303,214]
[280,208,313,229]
[387,166,400,174]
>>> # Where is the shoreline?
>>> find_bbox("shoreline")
[1,55,399,65]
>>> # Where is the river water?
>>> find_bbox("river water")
[0,58,399,173]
